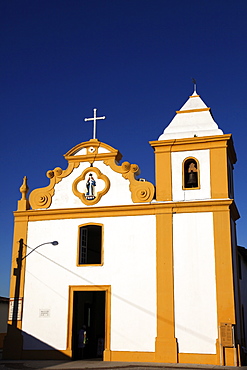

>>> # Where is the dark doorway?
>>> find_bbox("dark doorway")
[72,290,105,360]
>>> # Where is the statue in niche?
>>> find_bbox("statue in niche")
[85,173,96,200]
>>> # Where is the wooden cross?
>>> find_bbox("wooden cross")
[84,108,106,139]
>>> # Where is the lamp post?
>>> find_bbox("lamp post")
[22,240,59,260]
[3,239,59,359]
[12,239,59,320]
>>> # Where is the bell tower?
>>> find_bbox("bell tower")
[150,90,240,366]
[150,90,236,202]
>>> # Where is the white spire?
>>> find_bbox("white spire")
[158,91,223,140]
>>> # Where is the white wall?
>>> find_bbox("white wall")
[22,215,156,352]
[171,149,211,201]
[49,160,134,209]
[173,212,218,354]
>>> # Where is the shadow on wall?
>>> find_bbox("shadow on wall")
[3,239,70,360]
[3,324,70,360]
[0,297,9,358]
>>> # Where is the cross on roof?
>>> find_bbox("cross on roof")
[84,108,106,139]
[192,78,197,93]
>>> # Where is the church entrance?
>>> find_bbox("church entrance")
[72,289,106,360]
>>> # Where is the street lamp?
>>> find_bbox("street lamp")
[21,240,59,260]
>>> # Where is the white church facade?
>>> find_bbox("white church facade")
[4,90,247,366]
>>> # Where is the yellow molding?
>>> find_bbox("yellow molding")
[225,347,238,366]
[67,285,111,358]
[176,108,210,114]
[8,225,28,324]
[182,156,200,190]
[178,353,217,365]
[13,199,237,221]
[65,152,121,164]
[64,139,122,163]
[214,211,236,324]
[104,158,155,203]
[29,163,80,209]
[28,140,155,210]
[213,211,239,366]
[72,167,110,206]
[150,135,235,160]
[109,351,155,362]
[189,94,200,98]
[210,146,228,199]
[18,176,30,211]
[153,147,172,201]
[155,213,178,363]
[150,133,232,145]
[76,222,104,267]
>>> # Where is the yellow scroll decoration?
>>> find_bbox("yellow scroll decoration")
[103,159,154,203]
[29,163,79,209]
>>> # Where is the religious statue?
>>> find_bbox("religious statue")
[85,173,96,200]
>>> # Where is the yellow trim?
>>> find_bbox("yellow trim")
[8,224,28,327]
[29,163,80,209]
[152,143,172,201]
[67,285,111,359]
[150,134,237,204]
[155,213,178,362]
[214,210,235,323]
[178,353,217,365]
[176,108,210,114]
[103,158,155,203]
[3,219,28,359]
[213,210,240,366]
[72,167,110,206]
[210,145,229,199]
[109,351,155,362]
[182,156,200,190]
[13,199,238,221]
[29,140,155,210]
[189,94,200,98]
[150,134,235,158]
[64,139,122,163]
[225,347,238,366]
[76,222,104,266]
[18,176,30,211]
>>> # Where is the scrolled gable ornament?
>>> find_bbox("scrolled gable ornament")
[72,167,110,206]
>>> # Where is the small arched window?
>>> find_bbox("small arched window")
[183,158,200,189]
[78,224,103,265]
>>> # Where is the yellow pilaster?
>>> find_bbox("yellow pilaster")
[210,146,229,199]
[149,142,173,201]
[213,210,237,366]
[155,212,177,362]
[3,215,28,359]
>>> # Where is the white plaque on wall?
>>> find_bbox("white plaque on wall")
[39,309,50,318]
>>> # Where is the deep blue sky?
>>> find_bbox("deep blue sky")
[1,0,247,297]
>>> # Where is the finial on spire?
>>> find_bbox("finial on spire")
[192,78,197,93]
[84,108,106,140]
